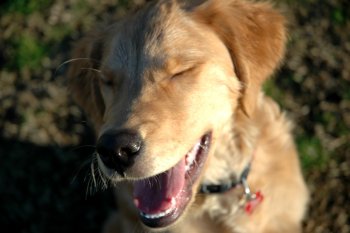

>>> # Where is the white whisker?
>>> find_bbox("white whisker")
[55,57,100,74]
[91,159,97,189]
[80,67,102,73]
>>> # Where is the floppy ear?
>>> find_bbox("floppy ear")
[67,33,105,128]
[193,0,286,116]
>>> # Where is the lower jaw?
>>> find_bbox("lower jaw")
[138,133,212,228]
[139,187,192,228]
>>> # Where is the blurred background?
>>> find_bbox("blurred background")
[0,0,349,232]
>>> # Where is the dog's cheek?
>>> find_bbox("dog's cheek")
[188,67,239,131]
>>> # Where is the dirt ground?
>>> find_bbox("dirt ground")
[0,0,349,232]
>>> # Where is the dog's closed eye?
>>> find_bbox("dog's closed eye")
[170,67,195,80]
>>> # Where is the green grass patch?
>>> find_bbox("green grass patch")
[14,36,48,69]
[73,0,93,13]
[47,25,74,42]
[332,8,345,25]
[263,79,285,106]
[297,135,328,171]
[10,35,48,70]
[1,0,53,15]
[342,87,350,100]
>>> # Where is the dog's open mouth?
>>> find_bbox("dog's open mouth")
[132,133,212,228]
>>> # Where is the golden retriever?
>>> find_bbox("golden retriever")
[67,0,309,232]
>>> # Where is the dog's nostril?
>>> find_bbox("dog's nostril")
[96,129,143,175]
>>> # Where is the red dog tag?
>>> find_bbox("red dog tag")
[244,191,264,215]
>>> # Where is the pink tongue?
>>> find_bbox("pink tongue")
[133,158,186,214]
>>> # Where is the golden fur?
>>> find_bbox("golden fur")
[67,0,308,232]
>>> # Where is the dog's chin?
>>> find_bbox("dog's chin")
[132,132,212,229]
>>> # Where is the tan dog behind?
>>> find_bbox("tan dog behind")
[67,0,308,232]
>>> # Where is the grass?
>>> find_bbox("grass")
[332,8,346,24]
[297,135,327,170]
[263,78,286,106]
[11,35,48,70]
[1,0,53,15]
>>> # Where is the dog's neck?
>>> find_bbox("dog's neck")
[194,94,295,224]
[202,110,258,185]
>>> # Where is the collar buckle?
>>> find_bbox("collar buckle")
[241,175,253,201]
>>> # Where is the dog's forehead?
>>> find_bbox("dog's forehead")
[105,1,201,76]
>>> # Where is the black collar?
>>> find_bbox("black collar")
[199,163,251,194]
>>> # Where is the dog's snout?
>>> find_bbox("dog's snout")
[96,129,143,176]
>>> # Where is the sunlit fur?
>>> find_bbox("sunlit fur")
[67,0,308,232]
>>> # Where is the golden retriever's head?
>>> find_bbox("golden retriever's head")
[68,0,285,229]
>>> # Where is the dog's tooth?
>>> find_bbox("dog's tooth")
[140,202,176,219]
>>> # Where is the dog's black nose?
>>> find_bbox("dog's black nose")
[96,129,143,176]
